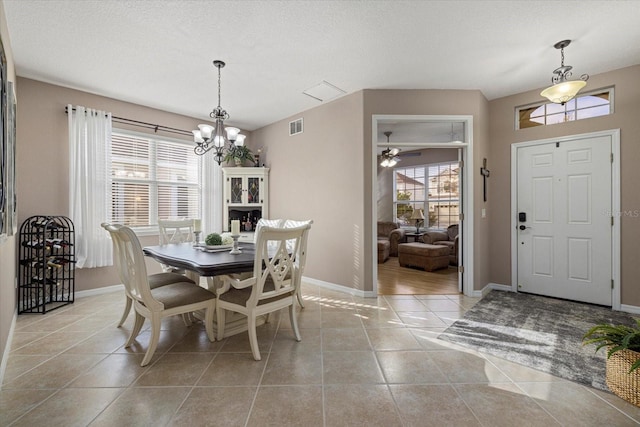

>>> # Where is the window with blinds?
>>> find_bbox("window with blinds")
[110,131,201,227]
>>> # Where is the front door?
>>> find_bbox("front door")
[516,135,612,305]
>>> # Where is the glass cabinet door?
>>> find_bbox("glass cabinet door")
[230,177,243,204]
[247,177,260,204]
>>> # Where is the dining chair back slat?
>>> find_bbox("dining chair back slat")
[283,219,313,307]
[158,219,195,245]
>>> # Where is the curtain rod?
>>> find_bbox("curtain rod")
[64,106,193,137]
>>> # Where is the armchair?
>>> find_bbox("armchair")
[377,221,407,258]
[421,224,458,265]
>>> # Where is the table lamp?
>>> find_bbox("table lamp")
[410,209,424,234]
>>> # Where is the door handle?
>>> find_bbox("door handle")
[519,225,531,230]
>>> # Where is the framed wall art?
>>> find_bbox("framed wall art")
[0,35,6,240]
[6,81,16,235]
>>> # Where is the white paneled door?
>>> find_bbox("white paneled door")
[516,135,612,305]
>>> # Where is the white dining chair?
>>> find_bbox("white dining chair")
[103,223,216,366]
[216,223,311,360]
[253,218,284,243]
[283,219,313,308]
[253,218,312,308]
[158,219,195,274]
[102,223,197,327]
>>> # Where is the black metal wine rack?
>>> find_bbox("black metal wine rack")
[18,215,75,314]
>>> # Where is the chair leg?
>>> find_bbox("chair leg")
[117,295,132,327]
[204,303,215,342]
[141,314,162,367]
[289,304,301,342]
[216,306,226,341]
[181,312,193,326]
[296,290,305,309]
[248,315,261,361]
[126,311,145,348]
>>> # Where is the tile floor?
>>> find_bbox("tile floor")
[2,284,640,426]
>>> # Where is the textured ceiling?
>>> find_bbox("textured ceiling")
[4,0,640,132]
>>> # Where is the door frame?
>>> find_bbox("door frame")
[510,129,621,309]
[372,114,474,296]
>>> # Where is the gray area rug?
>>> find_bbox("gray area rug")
[438,291,637,391]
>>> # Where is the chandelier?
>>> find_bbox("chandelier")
[380,131,401,168]
[540,40,589,105]
[192,60,246,165]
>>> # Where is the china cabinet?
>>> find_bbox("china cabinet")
[222,167,269,241]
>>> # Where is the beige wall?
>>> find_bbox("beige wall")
[252,89,491,294]
[251,92,366,291]
[15,77,254,291]
[0,0,16,376]
[363,90,491,292]
[488,65,640,305]
[377,148,459,222]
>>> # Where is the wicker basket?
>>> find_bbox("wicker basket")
[606,348,640,407]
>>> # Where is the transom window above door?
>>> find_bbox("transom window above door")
[516,88,613,130]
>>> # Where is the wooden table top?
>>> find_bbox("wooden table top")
[143,242,256,277]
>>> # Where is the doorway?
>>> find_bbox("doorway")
[372,115,474,297]
[511,130,621,308]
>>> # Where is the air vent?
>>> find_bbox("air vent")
[289,118,303,136]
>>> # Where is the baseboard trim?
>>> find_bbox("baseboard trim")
[0,308,17,390]
[75,284,123,299]
[77,278,374,300]
[620,304,640,315]
[302,276,376,298]
[470,282,512,298]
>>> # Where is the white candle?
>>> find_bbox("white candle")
[231,220,240,235]
[193,219,201,232]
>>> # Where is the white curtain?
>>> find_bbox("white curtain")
[202,152,223,234]
[68,104,113,268]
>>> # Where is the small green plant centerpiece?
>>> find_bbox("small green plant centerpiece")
[204,232,233,247]
[224,145,255,166]
[583,320,640,406]
[205,233,223,246]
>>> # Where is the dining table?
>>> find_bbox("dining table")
[143,242,265,338]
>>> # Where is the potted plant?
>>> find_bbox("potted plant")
[583,320,640,406]
[224,145,255,167]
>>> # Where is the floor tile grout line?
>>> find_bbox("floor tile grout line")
[480,354,565,424]
[509,381,564,426]
[240,309,283,427]
[305,296,329,427]
[448,382,491,427]
[9,313,116,354]
[77,386,129,426]
[3,331,115,389]
[121,306,228,423]
[164,337,222,425]
[578,384,640,424]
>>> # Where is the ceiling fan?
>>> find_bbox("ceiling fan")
[379,131,421,167]
[379,132,401,167]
